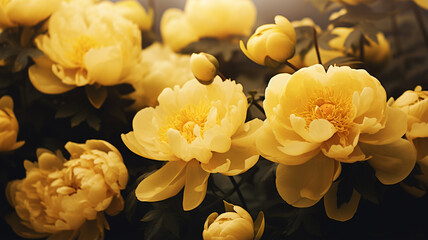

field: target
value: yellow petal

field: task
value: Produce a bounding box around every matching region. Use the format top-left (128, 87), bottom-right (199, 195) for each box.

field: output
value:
top-left (183, 160), bottom-right (210, 211)
top-left (362, 139), bottom-right (416, 185)
top-left (324, 181), bottom-right (361, 222)
top-left (359, 106), bottom-right (407, 145)
top-left (256, 121), bottom-right (320, 165)
top-left (276, 154), bottom-right (336, 207)
top-left (135, 161), bottom-right (187, 202)
top-left (85, 46), bottom-right (123, 86)
top-left (28, 64), bottom-right (75, 94)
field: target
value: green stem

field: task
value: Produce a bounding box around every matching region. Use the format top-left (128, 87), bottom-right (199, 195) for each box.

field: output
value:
top-left (285, 61), bottom-right (299, 72)
top-left (313, 27), bottom-right (322, 65)
top-left (218, 71), bottom-right (227, 81)
top-left (359, 34), bottom-right (365, 62)
top-left (229, 176), bottom-right (248, 210)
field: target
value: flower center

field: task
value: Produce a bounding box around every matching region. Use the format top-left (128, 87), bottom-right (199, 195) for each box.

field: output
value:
top-left (160, 102), bottom-right (212, 143)
top-left (298, 89), bottom-right (354, 135)
top-left (69, 35), bottom-right (100, 66)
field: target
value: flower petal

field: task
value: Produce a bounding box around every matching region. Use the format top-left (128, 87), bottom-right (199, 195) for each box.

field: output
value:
top-left (85, 46), bottom-right (123, 86)
top-left (135, 161), bottom-right (186, 202)
top-left (276, 154), bottom-right (336, 207)
top-left (256, 121), bottom-right (319, 165)
top-left (28, 64), bottom-right (75, 94)
top-left (359, 106), bottom-right (407, 145)
top-left (183, 160), bottom-right (210, 211)
top-left (361, 139), bottom-right (416, 185)
top-left (324, 181), bottom-right (361, 222)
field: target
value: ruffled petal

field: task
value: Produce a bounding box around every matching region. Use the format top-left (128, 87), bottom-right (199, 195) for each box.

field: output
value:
top-left (135, 161), bottom-right (186, 202)
top-left (275, 154), bottom-right (336, 207)
top-left (256, 121), bottom-right (319, 165)
top-left (359, 106), bottom-right (407, 145)
top-left (361, 139), bottom-right (416, 185)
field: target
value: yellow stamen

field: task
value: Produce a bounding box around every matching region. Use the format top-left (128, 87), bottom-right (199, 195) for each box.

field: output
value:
top-left (159, 102), bottom-right (212, 143)
top-left (68, 35), bottom-right (100, 66)
top-left (298, 88), bottom-right (354, 135)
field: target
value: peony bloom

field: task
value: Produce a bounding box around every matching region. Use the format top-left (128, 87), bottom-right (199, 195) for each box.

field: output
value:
top-left (6, 140), bottom-right (128, 239)
top-left (184, 0), bottom-right (256, 39)
top-left (161, 0), bottom-right (256, 52)
top-left (391, 86), bottom-right (428, 195)
top-left (257, 64), bottom-right (416, 221)
top-left (240, 15), bottom-right (296, 67)
top-left (190, 52), bottom-right (219, 85)
top-left (28, 0), bottom-right (142, 95)
top-left (203, 201), bottom-right (264, 240)
top-left (125, 42), bottom-right (194, 109)
top-left (122, 78), bottom-right (262, 211)
top-left (0, 0), bottom-right (62, 28)
top-left (114, 0), bottom-right (154, 31)
top-left (160, 8), bottom-right (200, 52)
top-left (0, 95), bottom-right (24, 152)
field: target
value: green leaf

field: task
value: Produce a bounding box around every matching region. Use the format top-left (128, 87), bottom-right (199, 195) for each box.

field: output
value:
top-left (254, 211), bottom-right (265, 240)
top-left (181, 37), bottom-right (241, 62)
top-left (85, 85), bottom-right (108, 109)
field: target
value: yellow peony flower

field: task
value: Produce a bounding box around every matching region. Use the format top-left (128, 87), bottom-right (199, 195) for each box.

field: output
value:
top-left (122, 78), bottom-right (262, 211)
top-left (125, 42), bottom-right (194, 109)
top-left (28, 0), bottom-right (142, 94)
top-left (190, 52), bottom-right (219, 85)
top-left (257, 64), bottom-right (416, 221)
top-left (0, 0), bottom-right (62, 28)
top-left (391, 86), bottom-right (428, 195)
top-left (203, 201), bottom-right (265, 240)
top-left (114, 0), bottom-right (154, 31)
top-left (160, 8), bottom-right (200, 52)
top-left (161, 0), bottom-right (256, 52)
top-left (0, 95), bottom-right (24, 152)
top-left (415, 0), bottom-right (428, 10)
top-left (332, 0), bottom-right (377, 5)
top-left (184, 0), bottom-right (257, 39)
top-left (6, 140), bottom-right (128, 239)
top-left (240, 15), bottom-right (296, 67)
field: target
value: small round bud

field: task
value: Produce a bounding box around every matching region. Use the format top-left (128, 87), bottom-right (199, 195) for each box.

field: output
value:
top-left (190, 52), bottom-right (219, 85)
top-left (240, 15), bottom-right (296, 67)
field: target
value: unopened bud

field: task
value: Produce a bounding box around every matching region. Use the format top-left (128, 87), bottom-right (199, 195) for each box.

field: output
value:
top-left (190, 52), bottom-right (219, 85)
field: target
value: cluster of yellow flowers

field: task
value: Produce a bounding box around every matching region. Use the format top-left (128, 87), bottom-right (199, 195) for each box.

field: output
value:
top-left (2, 0), bottom-right (428, 239)
top-left (6, 140), bottom-right (128, 239)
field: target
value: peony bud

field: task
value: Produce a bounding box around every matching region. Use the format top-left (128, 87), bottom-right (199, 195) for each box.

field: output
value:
top-left (203, 201), bottom-right (265, 240)
top-left (240, 15), bottom-right (296, 67)
top-left (0, 96), bottom-right (24, 152)
top-left (190, 52), bottom-right (219, 85)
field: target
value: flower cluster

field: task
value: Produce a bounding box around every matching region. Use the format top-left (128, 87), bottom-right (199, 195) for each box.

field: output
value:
top-left (1, 0), bottom-right (428, 239)
top-left (6, 140), bottom-right (128, 239)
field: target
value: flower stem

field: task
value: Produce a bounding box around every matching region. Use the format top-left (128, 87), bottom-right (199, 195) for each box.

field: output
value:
top-left (412, 2), bottom-right (428, 50)
top-left (313, 27), bottom-right (322, 65)
top-left (359, 34), bottom-right (365, 62)
top-left (218, 72), bottom-right (227, 81)
top-left (253, 100), bottom-right (266, 116)
top-left (285, 61), bottom-right (299, 72)
top-left (229, 176), bottom-right (248, 210)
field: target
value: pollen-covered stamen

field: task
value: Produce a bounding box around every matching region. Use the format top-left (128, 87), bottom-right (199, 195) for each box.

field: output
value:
top-left (160, 102), bottom-right (212, 143)
top-left (298, 89), bottom-right (354, 135)
top-left (68, 35), bottom-right (100, 66)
